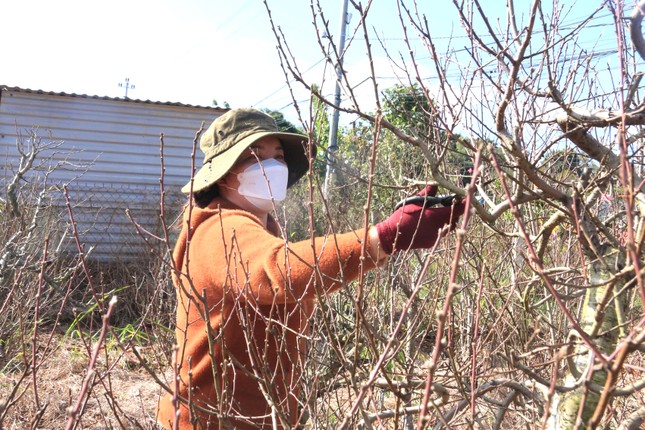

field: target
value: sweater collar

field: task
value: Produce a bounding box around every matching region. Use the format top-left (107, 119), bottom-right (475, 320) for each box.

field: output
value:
top-left (197, 197), bottom-right (280, 235)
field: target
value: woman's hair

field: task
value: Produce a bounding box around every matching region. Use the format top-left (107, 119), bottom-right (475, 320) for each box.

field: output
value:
top-left (193, 183), bottom-right (219, 208)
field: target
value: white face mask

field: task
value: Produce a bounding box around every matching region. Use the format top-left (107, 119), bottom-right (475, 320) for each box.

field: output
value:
top-left (236, 158), bottom-right (289, 212)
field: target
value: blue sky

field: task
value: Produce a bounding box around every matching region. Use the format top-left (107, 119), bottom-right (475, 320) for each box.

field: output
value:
top-left (1, 0), bottom-right (615, 123)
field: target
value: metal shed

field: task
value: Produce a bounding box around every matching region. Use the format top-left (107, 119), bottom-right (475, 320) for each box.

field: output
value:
top-left (0, 86), bottom-right (225, 261)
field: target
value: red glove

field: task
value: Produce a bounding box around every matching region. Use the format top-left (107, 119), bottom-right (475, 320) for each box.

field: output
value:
top-left (376, 186), bottom-right (465, 254)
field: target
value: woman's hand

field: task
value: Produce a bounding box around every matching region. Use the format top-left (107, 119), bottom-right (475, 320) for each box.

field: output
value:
top-left (375, 186), bottom-right (465, 254)
top-left (367, 225), bottom-right (388, 262)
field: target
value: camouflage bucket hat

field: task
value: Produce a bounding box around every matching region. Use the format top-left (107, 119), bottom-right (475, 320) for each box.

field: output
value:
top-left (182, 108), bottom-right (314, 194)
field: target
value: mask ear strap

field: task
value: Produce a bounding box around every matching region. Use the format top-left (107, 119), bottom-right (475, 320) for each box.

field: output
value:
top-left (216, 172), bottom-right (234, 191)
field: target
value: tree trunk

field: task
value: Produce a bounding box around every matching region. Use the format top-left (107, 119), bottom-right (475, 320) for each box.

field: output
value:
top-left (549, 254), bottom-right (625, 429)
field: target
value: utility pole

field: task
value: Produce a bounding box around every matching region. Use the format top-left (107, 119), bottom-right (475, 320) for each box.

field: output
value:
top-left (118, 78), bottom-right (136, 99)
top-left (323, 0), bottom-right (349, 197)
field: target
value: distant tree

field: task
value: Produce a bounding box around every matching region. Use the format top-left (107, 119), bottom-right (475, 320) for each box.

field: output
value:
top-left (211, 99), bottom-right (230, 109)
top-left (382, 83), bottom-right (435, 138)
top-left (263, 109), bottom-right (301, 134)
top-left (311, 84), bottom-right (330, 151)
top-left (382, 84), bottom-right (473, 187)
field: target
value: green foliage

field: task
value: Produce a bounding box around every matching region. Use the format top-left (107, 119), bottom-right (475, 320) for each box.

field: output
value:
top-left (263, 108), bottom-right (302, 134)
top-left (113, 322), bottom-right (151, 345)
top-left (212, 99), bottom-right (230, 109)
top-left (311, 84), bottom-right (330, 149)
top-left (383, 83), bottom-right (434, 137)
top-left (310, 85), bottom-right (331, 181)
top-left (540, 147), bottom-right (590, 184)
top-left (382, 84), bottom-right (475, 187)
top-left (66, 322), bottom-right (151, 347)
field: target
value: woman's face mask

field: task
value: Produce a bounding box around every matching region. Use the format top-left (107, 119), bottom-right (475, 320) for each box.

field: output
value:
top-left (236, 158), bottom-right (289, 212)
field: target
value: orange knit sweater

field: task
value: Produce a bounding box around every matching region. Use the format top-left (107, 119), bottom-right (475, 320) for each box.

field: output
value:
top-left (157, 199), bottom-right (377, 429)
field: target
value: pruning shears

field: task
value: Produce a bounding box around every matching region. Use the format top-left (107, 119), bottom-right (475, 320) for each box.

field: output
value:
top-left (394, 194), bottom-right (462, 211)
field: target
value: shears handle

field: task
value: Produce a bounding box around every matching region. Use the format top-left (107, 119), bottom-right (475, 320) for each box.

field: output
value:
top-left (394, 194), bottom-right (461, 210)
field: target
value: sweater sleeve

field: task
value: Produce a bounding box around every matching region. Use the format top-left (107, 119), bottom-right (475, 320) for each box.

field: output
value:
top-left (186, 209), bottom-right (378, 305)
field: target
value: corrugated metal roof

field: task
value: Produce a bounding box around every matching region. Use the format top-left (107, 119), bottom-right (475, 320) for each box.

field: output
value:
top-left (0, 86), bottom-right (227, 261)
top-left (1, 85), bottom-right (219, 109)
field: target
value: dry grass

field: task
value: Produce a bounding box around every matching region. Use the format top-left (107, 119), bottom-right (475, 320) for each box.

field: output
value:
top-left (0, 331), bottom-right (169, 430)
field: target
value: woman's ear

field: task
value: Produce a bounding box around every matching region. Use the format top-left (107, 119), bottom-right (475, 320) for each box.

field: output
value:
top-left (216, 176), bottom-right (228, 188)
top-left (216, 173), bottom-right (233, 192)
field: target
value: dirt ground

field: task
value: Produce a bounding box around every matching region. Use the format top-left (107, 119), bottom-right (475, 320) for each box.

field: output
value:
top-left (0, 333), bottom-right (169, 430)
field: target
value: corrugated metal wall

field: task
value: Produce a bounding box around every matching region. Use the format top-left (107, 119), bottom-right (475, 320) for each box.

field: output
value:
top-left (0, 87), bottom-right (223, 261)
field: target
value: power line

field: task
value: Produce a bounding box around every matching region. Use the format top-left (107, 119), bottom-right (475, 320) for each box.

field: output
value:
top-left (258, 6), bottom-right (627, 118)
top-left (252, 57), bottom-right (328, 107)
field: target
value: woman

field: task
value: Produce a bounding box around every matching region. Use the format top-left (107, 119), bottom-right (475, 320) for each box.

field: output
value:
top-left (157, 108), bottom-right (464, 429)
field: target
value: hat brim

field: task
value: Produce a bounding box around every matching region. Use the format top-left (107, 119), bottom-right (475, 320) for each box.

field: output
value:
top-left (181, 131), bottom-right (314, 194)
